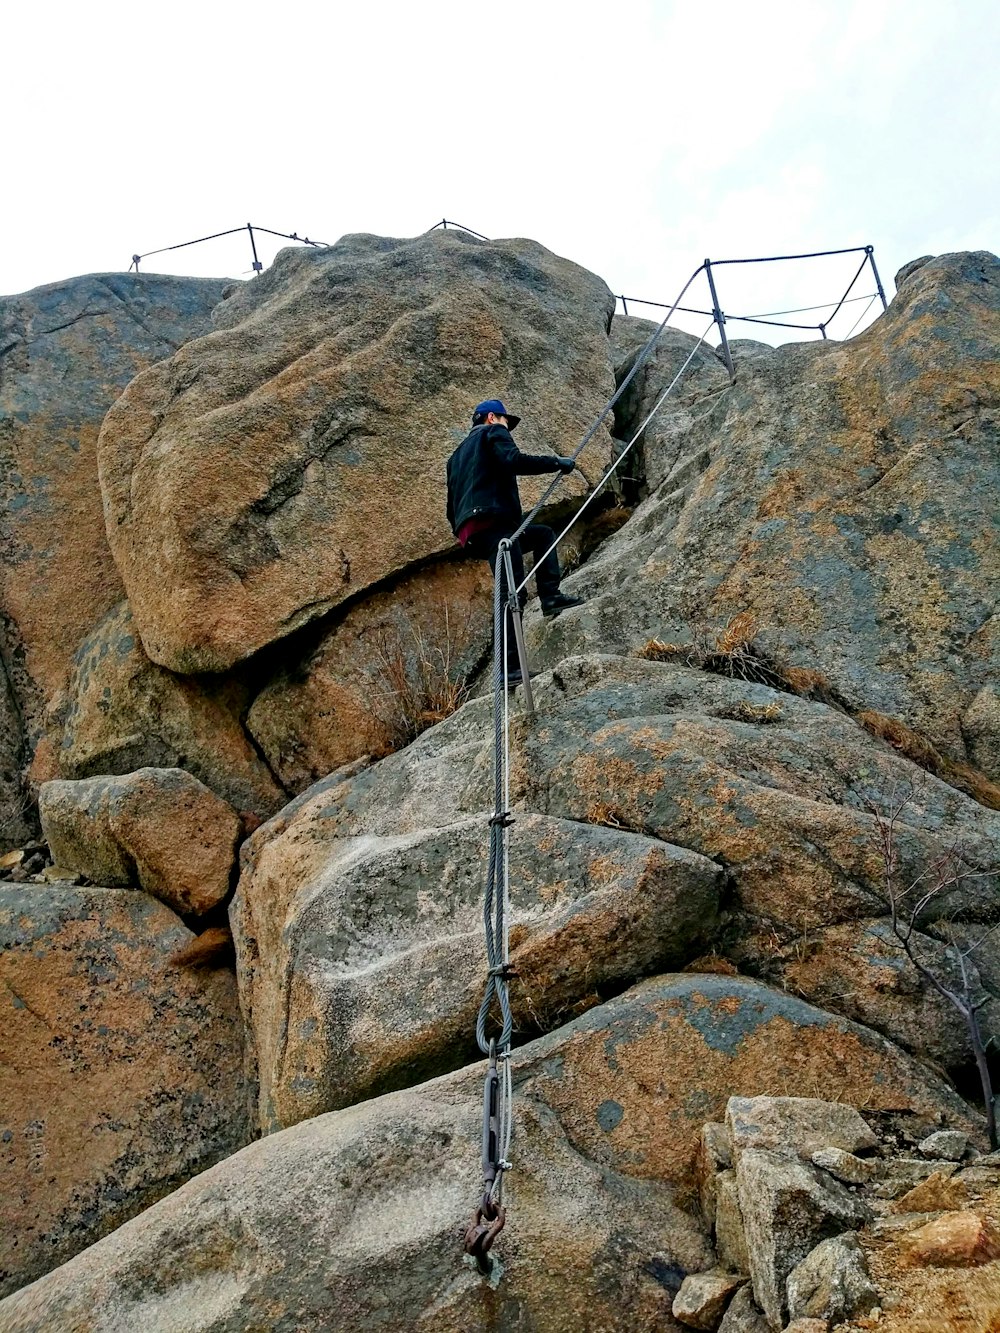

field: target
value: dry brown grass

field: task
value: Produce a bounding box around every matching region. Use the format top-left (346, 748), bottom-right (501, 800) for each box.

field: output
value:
top-left (366, 606), bottom-right (473, 753)
top-left (946, 761), bottom-right (1000, 812)
top-left (715, 610), bottom-right (758, 655)
top-left (637, 614), bottom-right (1000, 810)
top-left (857, 710), bottom-right (943, 769)
top-left (858, 710), bottom-right (1000, 811)
top-left (637, 637), bottom-right (687, 663)
top-left (732, 700), bottom-right (783, 724)
top-left (587, 802), bottom-right (627, 830)
top-left (681, 953), bottom-right (739, 976)
top-left (779, 665), bottom-right (835, 700)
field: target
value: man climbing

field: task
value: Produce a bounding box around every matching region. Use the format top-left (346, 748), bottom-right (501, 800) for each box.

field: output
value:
top-left (446, 398), bottom-right (585, 684)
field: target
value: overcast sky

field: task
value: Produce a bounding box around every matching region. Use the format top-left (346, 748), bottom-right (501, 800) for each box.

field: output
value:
top-left (6, 0), bottom-right (998, 345)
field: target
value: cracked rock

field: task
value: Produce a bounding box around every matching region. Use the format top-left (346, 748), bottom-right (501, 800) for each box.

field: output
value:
top-left (735, 1148), bottom-right (872, 1328)
top-left (785, 1232), bottom-right (878, 1324)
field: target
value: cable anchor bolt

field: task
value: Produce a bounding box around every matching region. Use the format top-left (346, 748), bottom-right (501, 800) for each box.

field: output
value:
top-left (463, 1200), bottom-right (507, 1272)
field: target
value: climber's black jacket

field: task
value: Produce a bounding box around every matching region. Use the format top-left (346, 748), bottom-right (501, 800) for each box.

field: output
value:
top-left (446, 423), bottom-right (563, 537)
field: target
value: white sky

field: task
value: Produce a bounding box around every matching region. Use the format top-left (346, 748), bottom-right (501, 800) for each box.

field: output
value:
top-left (6, 0), bottom-right (998, 345)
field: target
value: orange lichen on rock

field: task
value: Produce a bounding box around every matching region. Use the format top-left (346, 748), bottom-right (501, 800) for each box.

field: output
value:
top-left (905, 1210), bottom-right (1000, 1268)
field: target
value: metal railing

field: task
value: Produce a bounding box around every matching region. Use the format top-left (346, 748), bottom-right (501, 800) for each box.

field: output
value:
top-left (430, 221), bottom-right (889, 365)
top-left (620, 246), bottom-right (888, 372)
top-left (125, 218), bottom-right (890, 360)
top-left (128, 222), bottom-right (330, 274)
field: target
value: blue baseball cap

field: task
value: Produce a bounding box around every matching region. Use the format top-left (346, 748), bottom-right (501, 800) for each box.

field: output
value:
top-left (473, 398), bottom-right (521, 429)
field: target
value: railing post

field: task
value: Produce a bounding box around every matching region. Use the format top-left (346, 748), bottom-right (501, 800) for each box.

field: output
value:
top-left (130, 255), bottom-right (141, 273)
top-left (248, 224), bottom-right (263, 275)
top-left (818, 322), bottom-right (828, 339)
top-left (620, 295), bottom-right (629, 316)
top-left (704, 259), bottom-right (736, 382)
top-left (866, 245), bottom-right (888, 311)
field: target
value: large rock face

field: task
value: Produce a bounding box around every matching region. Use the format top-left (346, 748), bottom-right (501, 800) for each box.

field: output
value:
top-left (58, 602), bottom-right (285, 816)
top-left (0, 883), bottom-right (250, 1297)
top-left (2, 243), bottom-right (998, 1325)
top-left (0, 975), bottom-right (974, 1332)
top-left (232, 651), bottom-right (1000, 1131)
top-left (246, 556), bottom-right (494, 791)
top-left (535, 251), bottom-right (1000, 768)
top-left (234, 808), bottom-right (722, 1130)
top-left (97, 230), bottom-right (617, 673)
top-left (0, 272), bottom-right (226, 778)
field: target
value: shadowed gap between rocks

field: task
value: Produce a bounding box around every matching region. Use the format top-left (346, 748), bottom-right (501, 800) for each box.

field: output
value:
top-left (233, 492), bottom-right (633, 775)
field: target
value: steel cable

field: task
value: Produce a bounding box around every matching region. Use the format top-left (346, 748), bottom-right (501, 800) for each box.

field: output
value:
top-left (474, 550), bottom-right (515, 1057)
top-left (736, 291), bottom-right (877, 319)
top-left (459, 229), bottom-right (886, 1268)
top-left (512, 319), bottom-right (718, 599)
top-left (820, 253), bottom-right (871, 328)
top-left (506, 264), bottom-right (710, 548)
top-left (711, 244), bottom-right (873, 265)
top-left (428, 219), bottom-right (492, 241)
top-left (130, 223), bottom-right (329, 267)
top-left (844, 293), bottom-right (880, 339)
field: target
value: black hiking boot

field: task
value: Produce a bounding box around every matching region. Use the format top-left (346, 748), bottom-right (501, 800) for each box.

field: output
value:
top-left (540, 592), bottom-right (585, 619)
top-left (506, 667), bottom-right (537, 690)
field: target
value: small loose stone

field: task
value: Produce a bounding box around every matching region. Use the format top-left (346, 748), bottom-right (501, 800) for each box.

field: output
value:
top-left (811, 1146), bottom-right (874, 1185)
top-left (906, 1210), bottom-right (1000, 1267)
top-left (917, 1129), bottom-right (968, 1161)
top-left (672, 1270), bottom-right (746, 1330)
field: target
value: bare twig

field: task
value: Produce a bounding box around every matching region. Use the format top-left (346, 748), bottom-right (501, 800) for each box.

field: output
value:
top-left (865, 791), bottom-right (999, 1147)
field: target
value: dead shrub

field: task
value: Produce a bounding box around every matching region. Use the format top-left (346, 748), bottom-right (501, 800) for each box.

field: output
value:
top-left (0, 787), bottom-right (37, 850)
top-left (364, 605), bottom-right (474, 754)
top-left (640, 613), bottom-right (788, 690)
top-left (866, 785), bottom-right (1000, 1146)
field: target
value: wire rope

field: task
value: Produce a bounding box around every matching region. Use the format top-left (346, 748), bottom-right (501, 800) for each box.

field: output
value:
top-left (711, 245), bottom-right (872, 265)
top-left (512, 319), bottom-right (717, 598)
top-left (736, 292), bottom-right (878, 319)
top-left (507, 265), bottom-right (709, 548)
top-left (844, 293), bottom-right (880, 339)
top-left (134, 226), bottom-right (247, 260)
top-left (821, 253), bottom-right (871, 328)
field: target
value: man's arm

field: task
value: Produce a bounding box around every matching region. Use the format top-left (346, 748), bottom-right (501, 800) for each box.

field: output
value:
top-left (489, 425), bottom-right (570, 475)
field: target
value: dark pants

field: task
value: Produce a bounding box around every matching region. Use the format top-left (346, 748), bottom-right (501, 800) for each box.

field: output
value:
top-left (467, 524), bottom-right (562, 669)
